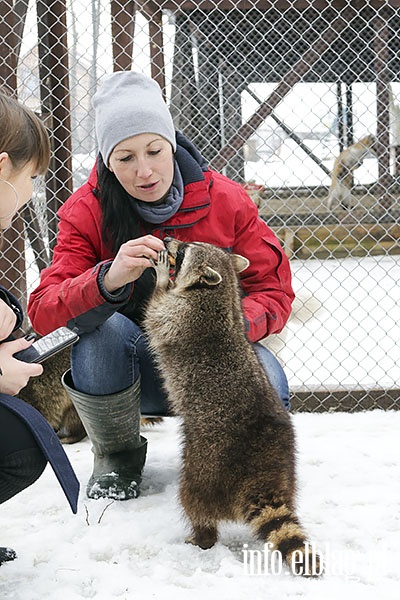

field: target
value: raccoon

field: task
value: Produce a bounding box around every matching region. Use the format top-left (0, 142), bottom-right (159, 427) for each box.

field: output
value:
top-left (144, 238), bottom-right (322, 576)
top-left (18, 340), bottom-right (161, 442)
top-left (18, 347), bottom-right (86, 444)
top-left (327, 134), bottom-right (376, 208)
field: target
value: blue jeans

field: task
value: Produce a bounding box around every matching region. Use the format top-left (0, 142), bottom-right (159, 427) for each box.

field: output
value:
top-left (71, 312), bottom-right (290, 413)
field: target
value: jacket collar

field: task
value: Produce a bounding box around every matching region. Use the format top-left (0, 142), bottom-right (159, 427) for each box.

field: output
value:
top-left (175, 130), bottom-right (208, 185)
top-left (154, 131), bottom-right (211, 229)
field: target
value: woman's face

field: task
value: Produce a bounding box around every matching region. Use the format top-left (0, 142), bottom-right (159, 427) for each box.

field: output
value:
top-left (108, 133), bottom-right (175, 203)
top-left (0, 153), bottom-right (37, 230)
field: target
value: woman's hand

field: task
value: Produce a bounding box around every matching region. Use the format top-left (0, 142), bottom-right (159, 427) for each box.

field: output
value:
top-left (0, 337), bottom-right (43, 396)
top-left (0, 298), bottom-right (18, 341)
top-left (103, 235), bottom-right (165, 292)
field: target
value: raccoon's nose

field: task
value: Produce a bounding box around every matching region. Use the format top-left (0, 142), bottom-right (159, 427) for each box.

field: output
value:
top-left (164, 236), bottom-right (173, 247)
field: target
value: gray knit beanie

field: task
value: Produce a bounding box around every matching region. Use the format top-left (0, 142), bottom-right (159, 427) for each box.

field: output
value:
top-left (93, 71), bottom-right (176, 165)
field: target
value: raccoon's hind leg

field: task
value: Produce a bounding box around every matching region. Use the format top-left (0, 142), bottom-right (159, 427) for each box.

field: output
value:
top-left (151, 249), bottom-right (170, 290)
top-left (243, 494), bottom-right (323, 577)
top-left (185, 522), bottom-right (218, 550)
top-left (180, 473), bottom-right (219, 549)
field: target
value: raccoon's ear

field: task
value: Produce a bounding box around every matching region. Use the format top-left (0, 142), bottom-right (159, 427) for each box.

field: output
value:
top-left (200, 266), bottom-right (222, 286)
top-left (231, 254), bottom-right (250, 273)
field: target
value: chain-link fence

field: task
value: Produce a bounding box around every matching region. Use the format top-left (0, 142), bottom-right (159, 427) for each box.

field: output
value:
top-left (1, 0), bottom-right (399, 411)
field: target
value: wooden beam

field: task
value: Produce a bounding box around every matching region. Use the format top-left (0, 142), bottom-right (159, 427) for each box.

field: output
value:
top-left (336, 82), bottom-right (345, 153)
top-left (244, 85), bottom-right (331, 177)
top-left (142, 1), bottom-right (166, 97)
top-left (135, 0), bottom-right (400, 11)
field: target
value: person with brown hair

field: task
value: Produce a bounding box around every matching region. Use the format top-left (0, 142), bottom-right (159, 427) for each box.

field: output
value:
top-left (0, 91), bottom-right (79, 566)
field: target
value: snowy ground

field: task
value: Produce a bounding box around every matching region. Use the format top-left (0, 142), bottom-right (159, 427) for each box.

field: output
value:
top-left (0, 410), bottom-right (399, 600)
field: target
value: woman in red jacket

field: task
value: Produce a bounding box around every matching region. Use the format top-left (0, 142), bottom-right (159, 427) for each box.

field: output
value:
top-left (29, 71), bottom-right (295, 502)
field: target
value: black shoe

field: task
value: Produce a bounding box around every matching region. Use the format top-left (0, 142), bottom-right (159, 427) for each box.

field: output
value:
top-left (0, 547), bottom-right (17, 565)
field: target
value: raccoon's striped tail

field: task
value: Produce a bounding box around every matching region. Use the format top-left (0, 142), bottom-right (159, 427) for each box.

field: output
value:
top-left (244, 497), bottom-right (323, 577)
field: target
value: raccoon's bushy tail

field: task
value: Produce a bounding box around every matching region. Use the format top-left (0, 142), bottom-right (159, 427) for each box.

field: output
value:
top-left (243, 496), bottom-right (323, 577)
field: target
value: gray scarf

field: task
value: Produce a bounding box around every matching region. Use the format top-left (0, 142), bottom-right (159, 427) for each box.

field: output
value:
top-left (131, 159), bottom-right (184, 224)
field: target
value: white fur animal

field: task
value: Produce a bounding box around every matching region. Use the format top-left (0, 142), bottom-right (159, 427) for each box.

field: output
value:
top-left (327, 134), bottom-right (376, 208)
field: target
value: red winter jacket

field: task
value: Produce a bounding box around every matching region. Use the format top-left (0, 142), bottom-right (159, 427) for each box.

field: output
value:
top-left (29, 142), bottom-right (294, 342)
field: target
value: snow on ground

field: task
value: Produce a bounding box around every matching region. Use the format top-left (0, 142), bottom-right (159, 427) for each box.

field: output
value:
top-left (1, 410), bottom-right (399, 600)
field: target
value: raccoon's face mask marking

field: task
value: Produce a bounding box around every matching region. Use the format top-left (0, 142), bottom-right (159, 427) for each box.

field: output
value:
top-left (163, 237), bottom-right (249, 289)
top-left (174, 244), bottom-right (186, 279)
top-left (163, 240), bottom-right (187, 282)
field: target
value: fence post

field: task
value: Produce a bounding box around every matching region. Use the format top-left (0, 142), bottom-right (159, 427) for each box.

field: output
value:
top-left (111, 0), bottom-right (136, 71)
top-left (373, 7), bottom-right (393, 210)
top-left (0, 0), bottom-right (28, 311)
top-left (36, 0), bottom-right (73, 253)
top-left (142, 1), bottom-right (166, 97)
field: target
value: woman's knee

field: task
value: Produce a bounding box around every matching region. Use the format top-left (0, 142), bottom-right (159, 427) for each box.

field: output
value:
top-left (254, 343), bottom-right (291, 411)
top-left (71, 313), bottom-right (141, 395)
top-left (135, 334), bottom-right (169, 415)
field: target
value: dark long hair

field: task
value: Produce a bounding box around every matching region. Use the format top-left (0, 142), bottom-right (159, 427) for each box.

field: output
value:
top-left (95, 154), bottom-right (156, 322)
top-left (96, 153), bottom-right (144, 253)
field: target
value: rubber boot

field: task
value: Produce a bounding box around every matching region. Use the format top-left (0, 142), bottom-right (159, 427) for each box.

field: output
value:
top-left (61, 370), bottom-right (147, 500)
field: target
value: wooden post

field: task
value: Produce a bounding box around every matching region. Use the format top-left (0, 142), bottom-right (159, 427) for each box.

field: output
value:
top-left (336, 81), bottom-right (345, 153)
top-left (373, 7), bottom-right (393, 209)
top-left (345, 83), bottom-right (354, 189)
top-left (142, 1), bottom-right (165, 98)
top-left (0, 0), bottom-right (27, 311)
top-left (394, 146), bottom-right (400, 181)
top-left (170, 13), bottom-right (197, 138)
top-left (345, 84), bottom-right (354, 147)
top-left (36, 0), bottom-right (73, 252)
top-left (111, 0), bottom-right (136, 72)
top-left (0, 0), bottom-right (17, 92)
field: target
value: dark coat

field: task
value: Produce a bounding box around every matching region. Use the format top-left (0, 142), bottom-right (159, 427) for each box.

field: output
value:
top-left (0, 286), bottom-right (79, 513)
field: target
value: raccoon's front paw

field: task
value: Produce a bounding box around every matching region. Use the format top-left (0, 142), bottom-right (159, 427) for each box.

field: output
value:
top-left (151, 249), bottom-right (170, 290)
